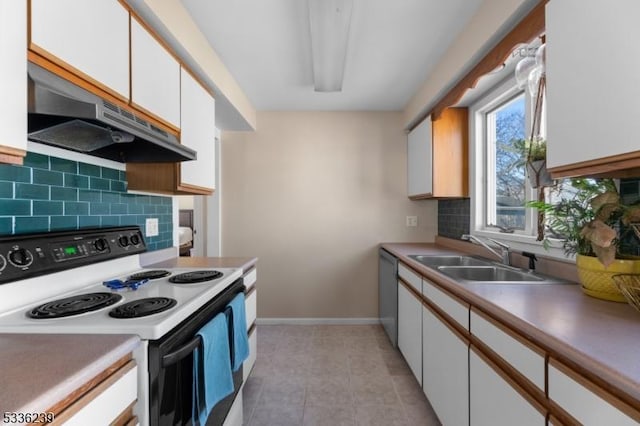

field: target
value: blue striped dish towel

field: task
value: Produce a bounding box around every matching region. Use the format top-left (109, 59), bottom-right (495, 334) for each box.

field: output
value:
top-left (192, 312), bottom-right (234, 426)
top-left (228, 292), bottom-right (250, 371)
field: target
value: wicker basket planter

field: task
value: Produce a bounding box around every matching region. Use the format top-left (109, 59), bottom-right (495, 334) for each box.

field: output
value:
top-left (576, 254), bottom-right (640, 302)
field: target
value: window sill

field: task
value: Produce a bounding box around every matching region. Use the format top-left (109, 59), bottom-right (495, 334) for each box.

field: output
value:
top-left (471, 229), bottom-right (575, 263)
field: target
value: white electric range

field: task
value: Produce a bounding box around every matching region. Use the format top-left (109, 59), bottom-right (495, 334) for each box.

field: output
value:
top-left (0, 226), bottom-right (245, 426)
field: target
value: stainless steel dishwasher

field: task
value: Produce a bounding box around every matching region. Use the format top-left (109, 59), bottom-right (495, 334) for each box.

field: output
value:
top-left (379, 248), bottom-right (398, 347)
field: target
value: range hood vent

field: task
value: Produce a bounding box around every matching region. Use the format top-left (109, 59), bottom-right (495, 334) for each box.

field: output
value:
top-left (27, 63), bottom-right (196, 163)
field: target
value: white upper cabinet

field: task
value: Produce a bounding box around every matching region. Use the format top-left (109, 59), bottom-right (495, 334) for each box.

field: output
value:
top-left (30, 0), bottom-right (129, 100)
top-left (131, 18), bottom-right (181, 129)
top-left (0, 0), bottom-right (27, 157)
top-left (180, 68), bottom-right (216, 190)
top-left (407, 116), bottom-right (432, 197)
top-left (546, 0), bottom-right (640, 172)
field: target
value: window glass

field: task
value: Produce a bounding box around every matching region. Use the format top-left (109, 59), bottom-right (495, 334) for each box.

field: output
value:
top-left (486, 93), bottom-right (526, 230)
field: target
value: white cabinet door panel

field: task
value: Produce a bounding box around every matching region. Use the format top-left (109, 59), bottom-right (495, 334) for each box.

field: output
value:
top-left (470, 347), bottom-right (545, 426)
top-left (422, 305), bottom-right (468, 426)
top-left (31, 0), bottom-right (129, 99)
top-left (546, 0), bottom-right (640, 168)
top-left (131, 19), bottom-right (180, 128)
top-left (423, 278), bottom-right (468, 331)
top-left (470, 310), bottom-right (544, 391)
top-left (407, 116), bottom-right (432, 197)
top-left (64, 363), bottom-right (137, 426)
top-left (0, 0), bottom-right (27, 152)
top-left (180, 68), bottom-right (215, 189)
top-left (549, 361), bottom-right (638, 426)
top-left (398, 263), bottom-right (421, 293)
top-left (398, 282), bottom-right (422, 385)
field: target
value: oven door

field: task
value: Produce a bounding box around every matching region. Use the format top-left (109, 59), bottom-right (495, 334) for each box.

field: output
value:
top-left (147, 278), bottom-right (245, 426)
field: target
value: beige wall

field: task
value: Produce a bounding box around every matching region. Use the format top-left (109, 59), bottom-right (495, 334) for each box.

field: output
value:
top-left (222, 112), bottom-right (437, 319)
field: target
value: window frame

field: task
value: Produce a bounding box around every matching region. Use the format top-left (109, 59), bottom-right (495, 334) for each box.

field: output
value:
top-left (469, 76), bottom-right (567, 259)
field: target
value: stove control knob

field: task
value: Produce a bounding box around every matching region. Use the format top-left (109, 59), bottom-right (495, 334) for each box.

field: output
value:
top-left (0, 255), bottom-right (6, 272)
top-left (94, 238), bottom-right (109, 252)
top-left (130, 234), bottom-right (141, 246)
top-left (8, 248), bottom-right (33, 267)
top-left (118, 235), bottom-right (130, 247)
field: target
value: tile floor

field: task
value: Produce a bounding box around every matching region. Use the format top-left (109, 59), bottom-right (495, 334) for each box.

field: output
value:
top-left (242, 324), bottom-right (442, 426)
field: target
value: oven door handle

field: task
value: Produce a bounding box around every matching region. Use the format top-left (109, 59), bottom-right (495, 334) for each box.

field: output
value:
top-left (161, 335), bottom-right (202, 367)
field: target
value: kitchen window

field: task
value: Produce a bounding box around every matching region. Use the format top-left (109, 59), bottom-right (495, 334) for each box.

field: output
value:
top-left (470, 76), bottom-right (562, 256)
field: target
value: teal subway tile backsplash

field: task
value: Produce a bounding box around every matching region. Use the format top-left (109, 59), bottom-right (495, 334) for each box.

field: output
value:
top-left (0, 152), bottom-right (173, 251)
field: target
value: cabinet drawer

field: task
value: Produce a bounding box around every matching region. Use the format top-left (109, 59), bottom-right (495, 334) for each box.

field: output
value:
top-left (548, 359), bottom-right (640, 425)
top-left (245, 287), bottom-right (257, 331)
top-left (470, 309), bottom-right (544, 391)
top-left (422, 278), bottom-right (468, 331)
top-left (56, 361), bottom-right (137, 426)
top-left (398, 263), bottom-right (421, 293)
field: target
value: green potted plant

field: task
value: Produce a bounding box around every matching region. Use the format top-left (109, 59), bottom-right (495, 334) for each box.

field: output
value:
top-left (529, 178), bottom-right (640, 302)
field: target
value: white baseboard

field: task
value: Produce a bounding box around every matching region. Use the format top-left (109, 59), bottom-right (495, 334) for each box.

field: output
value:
top-left (256, 317), bottom-right (380, 325)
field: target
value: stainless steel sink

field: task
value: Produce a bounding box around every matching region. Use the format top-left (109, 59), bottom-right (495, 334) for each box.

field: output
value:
top-left (408, 255), bottom-right (572, 285)
top-left (409, 255), bottom-right (493, 268)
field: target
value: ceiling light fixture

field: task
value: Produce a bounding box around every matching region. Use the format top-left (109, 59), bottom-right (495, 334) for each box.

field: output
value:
top-left (308, 0), bottom-right (353, 92)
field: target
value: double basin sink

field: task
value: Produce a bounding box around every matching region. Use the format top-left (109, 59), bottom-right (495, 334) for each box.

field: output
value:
top-left (409, 255), bottom-right (570, 285)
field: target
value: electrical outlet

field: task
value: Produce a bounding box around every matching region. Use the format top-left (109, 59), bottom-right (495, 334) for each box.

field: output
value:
top-left (406, 216), bottom-right (418, 227)
top-left (145, 218), bottom-right (159, 237)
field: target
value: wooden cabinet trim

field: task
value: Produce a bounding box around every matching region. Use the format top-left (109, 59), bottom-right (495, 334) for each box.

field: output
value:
top-left (548, 151), bottom-right (640, 179)
top-left (110, 401), bottom-right (136, 426)
top-left (422, 299), bottom-right (470, 345)
top-left (408, 193), bottom-right (434, 200)
top-left (471, 306), bottom-right (546, 358)
top-left (398, 277), bottom-right (422, 301)
top-left (549, 358), bottom-right (640, 422)
top-left (471, 345), bottom-right (547, 417)
top-left (176, 180), bottom-right (214, 195)
top-left (28, 44), bottom-right (129, 104)
top-left (0, 146), bottom-right (26, 165)
top-left (245, 285), bottom-right (257, 298)
top-left (47, 355), bottom-right (135, 423)
top-left (248, 322), bottom-right (257, 336)
top-left (422, 0), bottom-right (547, 123)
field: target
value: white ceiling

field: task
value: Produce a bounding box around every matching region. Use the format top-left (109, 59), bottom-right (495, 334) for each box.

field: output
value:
top-left (181, 0), bottom-right (484, 111)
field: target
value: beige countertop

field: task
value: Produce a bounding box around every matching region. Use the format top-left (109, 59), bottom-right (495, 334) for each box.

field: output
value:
top-left (0, 334), bottom-right (140, 415)
top-left (381, 242), bottom-right (640, 407)
top-left (147, 256), bottom-right (258, 273)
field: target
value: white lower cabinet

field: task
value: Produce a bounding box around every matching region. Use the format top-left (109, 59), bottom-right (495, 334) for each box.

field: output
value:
top-left (548, 359), bottom-right (640, 426)
top-left (62, 361), bottom-right (138, 426)
top-left (422, 304), bottom-right (468, 426)
top-left (397, 280), bottom-right (422, 385)
top-left (469, 346), bottom-right (545, 426)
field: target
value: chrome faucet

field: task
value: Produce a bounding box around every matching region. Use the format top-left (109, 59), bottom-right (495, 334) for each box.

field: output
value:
top-left (461, 234), bottom-right (511, 266)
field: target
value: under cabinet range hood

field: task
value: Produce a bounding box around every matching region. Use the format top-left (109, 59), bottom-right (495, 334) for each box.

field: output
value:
top-left (27, 63), bottom-right (196, 163)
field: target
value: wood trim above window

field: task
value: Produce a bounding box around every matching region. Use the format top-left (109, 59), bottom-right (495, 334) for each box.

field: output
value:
top-left (418, 0), bottom-right (547, 126)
